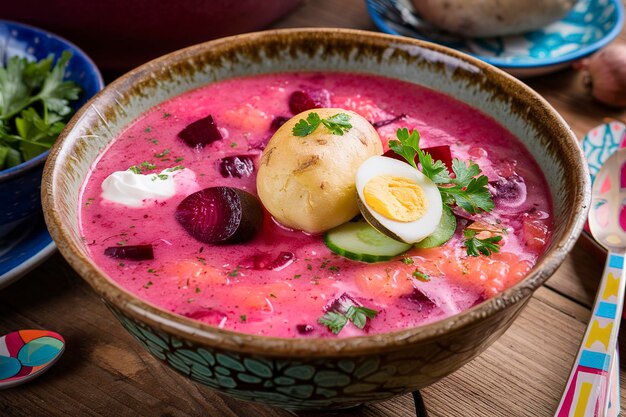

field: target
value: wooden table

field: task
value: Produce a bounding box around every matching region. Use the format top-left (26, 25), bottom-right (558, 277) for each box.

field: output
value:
top-left (1, 1), bottom-right (625, 416)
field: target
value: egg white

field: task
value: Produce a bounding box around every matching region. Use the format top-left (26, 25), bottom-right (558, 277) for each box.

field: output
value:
top-left (356, 156), bottom-right (443, 244)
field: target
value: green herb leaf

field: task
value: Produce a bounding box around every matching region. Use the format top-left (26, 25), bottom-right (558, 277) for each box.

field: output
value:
top-left (292, 112), bottom-right (321, 137)
top-left (388, 128), bottom-right (420, 169)
top-left (292, 112), bottom-right (352, 137)
top-left (320, 113), bottom-right (352, 136)
top-left (463, 230), bottom-right (502, 257)
top-left (412, 269), bottom-right (430, 282)
top-left (418, 151), bottom-right (450, 184)
top-left (439, 160), bottom-right (494, 214)
top-left (154, 148), bottom-right (170, 158)
top-left (318, 311), bottom-right (349, 334)
top-left (389, 128), bottom-right (495, 216)
top-left (0, 51), bottom-right (81, 169)
top-left (345, 306), bottom-right (378, 329)
top-left (318, 305), bottom-right (378, 334)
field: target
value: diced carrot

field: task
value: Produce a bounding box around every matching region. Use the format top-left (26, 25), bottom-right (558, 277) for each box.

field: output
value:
top-left (222, 103), bottom-right (269, 133)
top-left (522, 219), bottom-right (549, 251)
top-left (163, 260), bottom-right (226, 288)
top-left (354, 268), bottom-right (414, 298)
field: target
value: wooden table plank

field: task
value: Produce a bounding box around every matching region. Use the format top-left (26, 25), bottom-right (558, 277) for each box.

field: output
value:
top-left (2, 0), bottom-right (626, 416)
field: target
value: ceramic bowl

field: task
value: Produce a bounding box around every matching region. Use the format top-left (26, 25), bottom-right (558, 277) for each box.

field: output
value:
top-left (0, 20), bottom-right (104, 238)
top-left (42, 29), bottom-right (590, 410)
top-left (366, 0), bottom-right (625, 78)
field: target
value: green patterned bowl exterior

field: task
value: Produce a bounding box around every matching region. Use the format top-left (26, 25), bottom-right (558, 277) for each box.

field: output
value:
top-left (42, 29), bottom-right (590, 410)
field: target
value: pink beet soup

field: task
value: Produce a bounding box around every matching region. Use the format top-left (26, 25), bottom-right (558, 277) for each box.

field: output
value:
top-left (79, 72), bottom-right (552, 338)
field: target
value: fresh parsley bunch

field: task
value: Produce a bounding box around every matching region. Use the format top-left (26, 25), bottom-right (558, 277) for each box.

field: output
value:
top-left (390, 128), bottom-right (501, 257)
top-left (389, 128), bottom-right (494, 215)
top-left (0, 51), bottom-right (81, 170)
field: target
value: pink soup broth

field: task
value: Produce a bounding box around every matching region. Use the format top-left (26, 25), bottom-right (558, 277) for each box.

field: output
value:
top-left (79, 72), bottom-right (552, 338)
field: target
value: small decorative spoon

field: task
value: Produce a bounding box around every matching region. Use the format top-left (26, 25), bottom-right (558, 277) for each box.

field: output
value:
top-left (0, 329), bottom-right (65, 389)
top-left (555, 148), bottom-right (626, 416)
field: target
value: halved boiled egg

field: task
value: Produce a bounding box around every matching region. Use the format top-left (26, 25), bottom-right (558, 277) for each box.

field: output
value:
top-left (356, 156), bottom-right (443, 244)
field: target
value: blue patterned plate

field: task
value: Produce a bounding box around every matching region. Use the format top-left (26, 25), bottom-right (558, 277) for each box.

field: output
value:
top-left (366, 0), bottom-right (624, 77)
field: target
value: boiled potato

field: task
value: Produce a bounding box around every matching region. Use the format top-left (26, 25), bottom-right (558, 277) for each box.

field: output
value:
top-left (257, 108), bottom-right (383, 233)
top-left (413, 0), bottom-right (577, 38)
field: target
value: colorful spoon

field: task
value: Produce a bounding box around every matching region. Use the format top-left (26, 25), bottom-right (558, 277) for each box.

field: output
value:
top-left (555, 148), bottom-right (626, 417)
top-left (0, 329), bottom-right (65, 389)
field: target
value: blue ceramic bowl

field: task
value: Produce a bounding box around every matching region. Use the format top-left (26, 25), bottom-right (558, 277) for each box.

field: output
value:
top-left (0, 20), bottom-right (104, 237)
top-left (366, 0), bottom-right (625, 77)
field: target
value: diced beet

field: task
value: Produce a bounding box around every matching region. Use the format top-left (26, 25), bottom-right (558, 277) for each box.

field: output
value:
top-left (177, 115), bottom-right (223, 148)
top-left (422, 145), bottom-right (453, 172)
top-left (269, 116), bottom-right (290, 132)
top-left (288, 89), bottom-right (331, 114)
top-left (219, 156), bottom-right (254, 178)
top-left (175, 187), bottom-right (263, 244)
top-left (324, 292), bottom-right (361, 314)
top-left (405, 288), bottom-right (435, 312)
top-left (383, 148), bottom-right (405, 162)
top-left (490, 174), bottom-right (527, 208)
top-left (104, 244), bottom-right (154, 260)
top-left (240, 251), bottom-right (295, 271)
top-left (372, 113), bottom-right (407, 128)
top-left (296, 324), bottom-right (314, 335)
top-left (184, 308), bottom-right (227, 325)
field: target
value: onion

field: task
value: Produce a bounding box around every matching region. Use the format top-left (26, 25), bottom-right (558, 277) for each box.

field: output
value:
top-left (576, 44), bottom-right (626, 107)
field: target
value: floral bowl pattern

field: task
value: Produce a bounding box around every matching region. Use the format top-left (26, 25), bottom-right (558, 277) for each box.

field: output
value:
top-left (42, 29), bottom-right (590, 410)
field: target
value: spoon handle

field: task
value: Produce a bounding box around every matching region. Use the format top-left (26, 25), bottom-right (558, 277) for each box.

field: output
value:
top-left (554, 250), bottom-right (625, 417)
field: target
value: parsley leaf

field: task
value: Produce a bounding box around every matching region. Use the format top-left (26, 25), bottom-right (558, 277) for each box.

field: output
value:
top-left (292, 112), bottom-right (321, 137)
top-left (439, 160), bottom-right (494, 214)
top-left (388, 127), bottom-right (419, 169)
top-left (321, 113), bottom-right (352, 136)
top-left (0, 51), bottom-right (81, 169)
top-left (418, 151), bottom-right (450, 184)
top-left (389, 128), bottom-right (495, 215)
top-left (318, 311), bottom-right (349, 334)
top-left (345, 306), bottom-right (378, 329)
top-left (463, 230), bottom-right (502, 257)
top-left (318, 305), bottom-right (378, 334)
top-left (292, 112), bottom-right (352, 137)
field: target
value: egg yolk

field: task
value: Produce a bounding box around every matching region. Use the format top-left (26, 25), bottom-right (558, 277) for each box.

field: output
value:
top-left (363, 175), bottom-right (427, 222)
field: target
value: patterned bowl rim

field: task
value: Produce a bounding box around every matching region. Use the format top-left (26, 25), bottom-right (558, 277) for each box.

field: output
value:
top-left (365, 0), bottom-right (625, 69)
top-left (42, 28), bottom-right (590, 357)
top-left (0, 18), bottom-right (104, 181)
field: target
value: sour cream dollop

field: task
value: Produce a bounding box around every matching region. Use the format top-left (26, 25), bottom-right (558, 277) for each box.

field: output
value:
top-left (101, 167), bottom-right (198, 207)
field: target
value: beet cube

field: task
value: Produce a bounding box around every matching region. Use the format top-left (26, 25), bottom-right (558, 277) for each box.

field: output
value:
top-left (178, 115), bottom-right (223, 148)
top-left (219, 156), bottom-right (254, 178)
top-left (104, 244), bottom-right (154, 260)
top-left (288, 89), bottom-right (331, 114)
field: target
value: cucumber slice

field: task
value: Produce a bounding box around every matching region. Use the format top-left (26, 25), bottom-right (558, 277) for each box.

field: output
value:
top-left (414, 205), bottom-right (456, 249)
top-left (324, 220), bottom-right (412, 263)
